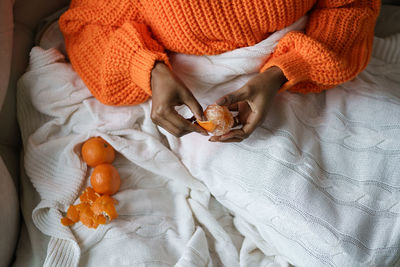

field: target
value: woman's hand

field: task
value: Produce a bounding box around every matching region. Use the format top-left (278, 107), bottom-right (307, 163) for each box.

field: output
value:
top-left (210, 66), bottom-right (287, 142)
top-left (151, 62), bottom-right (208, 137)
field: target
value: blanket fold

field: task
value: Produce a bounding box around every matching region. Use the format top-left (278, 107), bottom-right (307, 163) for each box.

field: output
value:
top-left (17, 13), bottom-right (400, 266)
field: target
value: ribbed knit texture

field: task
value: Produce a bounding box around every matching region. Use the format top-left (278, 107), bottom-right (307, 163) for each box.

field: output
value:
top-left (17, 33), bottom-right (400, 266)
top-left (372, 34), bottom-right (400, 63)
top-left (59, 0), bottom-right (380, 105)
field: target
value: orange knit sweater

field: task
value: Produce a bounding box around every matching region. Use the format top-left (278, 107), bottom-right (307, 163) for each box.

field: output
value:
top-left (59, 0), bottom-right (380, 105)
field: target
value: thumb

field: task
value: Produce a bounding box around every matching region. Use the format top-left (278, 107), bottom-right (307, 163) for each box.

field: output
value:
top-left (181, 90), bottom-right (206, 121)
top-left (216, 86), bottom-right (250, 106)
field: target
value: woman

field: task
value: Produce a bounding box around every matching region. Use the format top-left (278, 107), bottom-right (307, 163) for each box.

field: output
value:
top-left (59, 0), bottom-right (380, 142)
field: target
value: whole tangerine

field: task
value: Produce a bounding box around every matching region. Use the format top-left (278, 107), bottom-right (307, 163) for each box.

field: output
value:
top-left (81, 137), bottom-right (115, 167)
top-left (198, 104), bottom-right (234, 136)
top-left (90, 163), bottom-right (121, 195)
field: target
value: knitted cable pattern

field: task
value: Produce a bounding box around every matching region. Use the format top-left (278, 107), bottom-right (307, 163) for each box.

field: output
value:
top-left (59, 0), bottom-right (380, 105)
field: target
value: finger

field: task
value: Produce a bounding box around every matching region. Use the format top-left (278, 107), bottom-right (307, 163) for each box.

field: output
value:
top-left (167, 110), bottom-right (208, 136)
top-left (208, 136), bottom-right (243, 143)
top-left (232, 116), bottom-right (241, 127)
top-left (221, 111), bottom-right (263, 140)
top-left (181, 90), bottom-right (206, 121)
top-left (240, 98), bottom-right (268, 136)
top-left (157, 118), bottom-right (188, 137)
top-left (219, 137), bottom-right (243, 143)
top-left (208, 135), bottom-right (222, 142)
top-left (241, 112), bottom-right (262, 137)
top-left (228, 103), bottom-right (239, 111)
top-left (187, 116), bottom-right (196, 123)
top-left (219, 129), bottom-right (246, 141)
top-left (216, 86), bottom-right (250, 106)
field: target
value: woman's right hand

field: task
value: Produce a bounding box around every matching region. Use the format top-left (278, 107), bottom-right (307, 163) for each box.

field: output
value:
top-left (150, 62), bottom-right (208, 137)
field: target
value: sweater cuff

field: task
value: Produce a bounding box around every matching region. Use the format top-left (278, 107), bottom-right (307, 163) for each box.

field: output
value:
top-left (260, 50), bottom-right (311, 92)
top-left (130, 50), bottom-right (170, 96)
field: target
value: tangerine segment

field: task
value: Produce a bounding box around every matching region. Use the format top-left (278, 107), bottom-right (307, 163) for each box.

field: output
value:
top-left (197, 120), bottom-right (216, 132)
top-left (90, 164), bottom-right (121, 195)
top-left (80, 187), bottom-right (100, 204)
top-left (202, 104), bottom-right (234, 136)
top-left (81, 137), bottom-right (115, 167)
top-left (91, 195), bottom-right (118, 220)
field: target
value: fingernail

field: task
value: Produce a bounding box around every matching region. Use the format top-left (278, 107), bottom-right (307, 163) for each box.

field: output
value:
top-left (198, 130), bottom-right (208, 136)
top-left (196, 114), bottom-right (206, 122)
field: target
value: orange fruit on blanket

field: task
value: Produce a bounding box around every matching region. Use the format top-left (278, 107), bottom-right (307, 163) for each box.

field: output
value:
top-left (90, 164), bottom-right (121, 195)
top-left (61, 186), bottom-right (117, 228)
top-left (81, 137), bottom-right (115, 167)
top-left (91, 195), bottom-right (118, 221)
top-left (80, 187), bottom-right (100, 204)
top-left (198, 104), bottom-right (234, 136)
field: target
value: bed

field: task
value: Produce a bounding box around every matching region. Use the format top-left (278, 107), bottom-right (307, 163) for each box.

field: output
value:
top-left (1, 1), bottom-right (400, 267)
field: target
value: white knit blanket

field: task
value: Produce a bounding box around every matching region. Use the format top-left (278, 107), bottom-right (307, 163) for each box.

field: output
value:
top-left (17, 15), bottom-right (400, 266)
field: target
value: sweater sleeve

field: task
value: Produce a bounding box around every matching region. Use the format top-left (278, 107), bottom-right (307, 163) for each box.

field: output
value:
top-left (59, 0), bottom-right (170, 105)
top-left (260, 0), bottom-right (380, 94)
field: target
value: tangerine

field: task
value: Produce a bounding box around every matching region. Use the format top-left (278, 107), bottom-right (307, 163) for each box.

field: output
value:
top-left (81, 137), bottom-right (115, 167)
top-left (198, 104), bottom-right (234, 136)
top-left (90, 164), bottom-right (121, 195)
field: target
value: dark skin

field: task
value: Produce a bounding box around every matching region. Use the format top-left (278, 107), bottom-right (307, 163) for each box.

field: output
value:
top-left (150, 62), bottom-right (208, 137)
top-left (150, 62), bottom-right (287, 142)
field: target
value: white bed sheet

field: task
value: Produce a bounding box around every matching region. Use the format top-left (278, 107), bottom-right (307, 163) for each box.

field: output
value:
top-left (14, 10), bottom-right (400, 267)
top-left (171, 44), bottom-right (400, 266)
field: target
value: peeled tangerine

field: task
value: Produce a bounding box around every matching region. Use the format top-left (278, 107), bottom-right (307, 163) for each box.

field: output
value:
top-left (198, 104), bottom-right (234, 136)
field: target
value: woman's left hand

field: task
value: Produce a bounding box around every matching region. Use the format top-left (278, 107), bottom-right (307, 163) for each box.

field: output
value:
top-left (210, 66), bottom-right (287, 142)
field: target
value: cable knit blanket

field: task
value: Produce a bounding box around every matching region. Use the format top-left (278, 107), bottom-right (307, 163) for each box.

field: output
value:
top-left (17, 15), bottom-right (400, 266)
